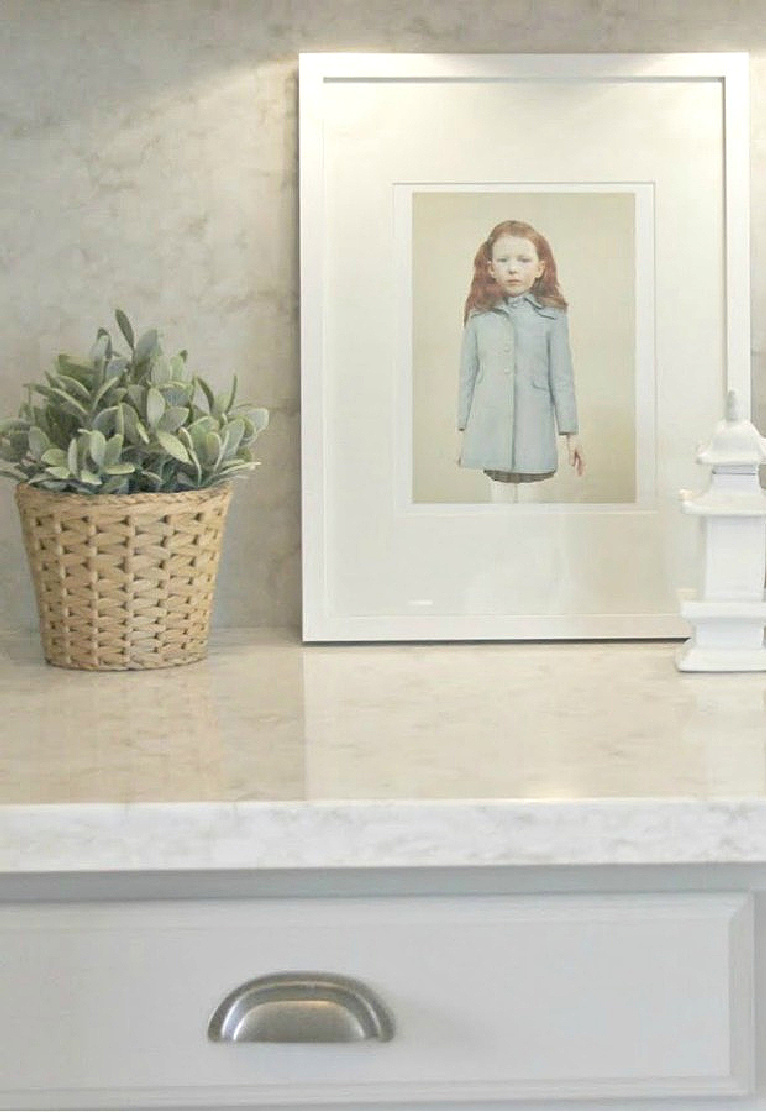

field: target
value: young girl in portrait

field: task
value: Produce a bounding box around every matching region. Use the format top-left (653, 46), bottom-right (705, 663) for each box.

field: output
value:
top-left (457, 220), bottom-right (585, 497)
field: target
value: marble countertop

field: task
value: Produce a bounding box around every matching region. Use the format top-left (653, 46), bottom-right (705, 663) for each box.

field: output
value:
top-left (0, 629), bottom-right (763, 872)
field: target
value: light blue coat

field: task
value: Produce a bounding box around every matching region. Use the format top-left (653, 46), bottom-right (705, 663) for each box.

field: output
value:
top-left (457, 294), bottom-right (578, 474)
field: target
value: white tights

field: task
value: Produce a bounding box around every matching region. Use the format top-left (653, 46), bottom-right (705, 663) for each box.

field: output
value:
top-left (490, 480), bottom-right (542, 504)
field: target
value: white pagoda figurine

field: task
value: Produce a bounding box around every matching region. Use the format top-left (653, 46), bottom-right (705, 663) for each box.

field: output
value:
top-left (676, 391), bottom-right (766, 671)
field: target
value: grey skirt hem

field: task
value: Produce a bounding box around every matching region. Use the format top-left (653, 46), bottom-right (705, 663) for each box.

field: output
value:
top-left (484, 470), bottom-right (555, 484)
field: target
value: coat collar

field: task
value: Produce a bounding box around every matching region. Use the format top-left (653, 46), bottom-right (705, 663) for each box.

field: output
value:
top-left (507, 293), bottom-right (560, 316)
top-left (481, 293), bottom-right (560, 318)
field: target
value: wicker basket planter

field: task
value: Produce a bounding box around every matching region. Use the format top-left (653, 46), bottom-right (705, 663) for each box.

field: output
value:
top-left (15, 482), bottom-right (232, 671)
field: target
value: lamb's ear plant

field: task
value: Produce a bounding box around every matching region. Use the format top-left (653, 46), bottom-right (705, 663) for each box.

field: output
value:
top-left (0, 310), bottom-right (269, 494)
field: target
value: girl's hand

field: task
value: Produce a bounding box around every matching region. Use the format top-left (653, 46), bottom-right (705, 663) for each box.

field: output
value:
top-left (565, 434), bottom-right (585, 476)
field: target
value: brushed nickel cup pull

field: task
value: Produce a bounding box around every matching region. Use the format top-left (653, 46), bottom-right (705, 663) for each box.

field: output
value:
top-left (207, 972), bottom-right (395, 1043)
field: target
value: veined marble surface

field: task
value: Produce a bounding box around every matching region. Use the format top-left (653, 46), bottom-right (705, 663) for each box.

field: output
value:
top-left (0, 629), bottom-right (763, 872)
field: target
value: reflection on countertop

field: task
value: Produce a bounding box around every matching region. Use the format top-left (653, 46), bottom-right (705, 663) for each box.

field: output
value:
top-left (1, 628), bottom-right (763, 806)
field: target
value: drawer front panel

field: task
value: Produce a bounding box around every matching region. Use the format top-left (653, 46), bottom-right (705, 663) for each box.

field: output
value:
top-left (0, 892), bottom-right (753, 1105)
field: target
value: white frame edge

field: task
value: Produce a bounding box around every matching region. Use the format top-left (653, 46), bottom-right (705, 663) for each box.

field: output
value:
top-left (299, 54), bottom-right (329, 639)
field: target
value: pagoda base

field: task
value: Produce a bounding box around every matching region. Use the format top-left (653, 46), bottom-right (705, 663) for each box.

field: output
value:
top-left (676, 644), bottom-right (765, 672)
top-left (676, 592), bottom-right (765, 672)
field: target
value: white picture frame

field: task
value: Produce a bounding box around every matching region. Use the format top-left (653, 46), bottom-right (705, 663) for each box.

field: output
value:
top-left (299, 52), bottom-right (750, 642)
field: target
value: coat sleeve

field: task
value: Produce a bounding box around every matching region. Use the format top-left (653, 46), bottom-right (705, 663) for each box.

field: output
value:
top-left (457, 316), bottom-right (479, 431)
top-left (548, 311), bottom-right (578, 435)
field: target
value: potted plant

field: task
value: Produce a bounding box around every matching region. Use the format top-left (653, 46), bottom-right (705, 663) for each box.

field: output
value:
top-left (0, 311), bottom-right (268, 671)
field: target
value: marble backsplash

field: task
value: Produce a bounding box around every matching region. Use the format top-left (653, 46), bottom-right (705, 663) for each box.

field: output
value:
top-left (0, 0), bottom-right (764, 630)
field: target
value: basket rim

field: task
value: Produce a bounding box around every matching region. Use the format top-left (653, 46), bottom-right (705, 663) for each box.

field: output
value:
top-left (14, 481), bottom-right (232, 509)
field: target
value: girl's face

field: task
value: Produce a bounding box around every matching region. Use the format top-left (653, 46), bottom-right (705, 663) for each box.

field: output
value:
top-left (488, 235), bottom-right (544, 296)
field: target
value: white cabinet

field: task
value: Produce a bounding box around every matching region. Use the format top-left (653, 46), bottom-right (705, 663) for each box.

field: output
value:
top-left (0, 890), bottom-right (755, 1110)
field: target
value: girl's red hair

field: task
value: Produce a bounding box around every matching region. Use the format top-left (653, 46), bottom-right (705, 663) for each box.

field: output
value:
top-left (463, 220), bottom-right (567, 322)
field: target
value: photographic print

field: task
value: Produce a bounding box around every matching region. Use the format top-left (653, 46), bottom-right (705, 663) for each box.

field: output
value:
top-left (410, 189), bottom-right (644, 507)
top-left (300, 53), bottom-right (748, 640)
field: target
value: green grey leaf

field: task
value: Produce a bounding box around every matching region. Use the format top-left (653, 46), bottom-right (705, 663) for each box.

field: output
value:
top-left (104, 356), bottom-right (127, 381)
top-left (240, 410), bottom-right (269, 440)
top-left (224, 417), bottom-right (245, 458)
top-left (27, 474), bottom-right (64, 489)
top-left (103, 462), bottom-right (135, 475)
top-left (54, 374), bottom-right (91, 401)
top-left (122, 405), bottom-right (149, 446)
top-left (96, 328), bottom-right (113, 362)
top-left (31, 384), bottom-right (56, 402)
top-left (190, 415), bottom-right (216, 436)
top-left (125, 385), bottom-right (144, 408)
top-left (28, 427), bottom-right (50, 458)
top-left (179, 436), bottom-right (201, 482)
top-left (32, 409), bottom-right (51, 437)
top-left (202, 430), bottom-right (221, 466)
top-left (195, 376), bottom-right (215, 413)
top-left (88, 429), bottom-right (106, 467)
top-left (41, 448), bottom-right (67, 466)
top-left (158, 405), bottom-right (188, 433)
top-left (102, 433), bottom-right (124, 467)
top-left (79, 469), bottom-right (101, 485)
top-left (50, 389), bottom-right (88, 419)
top-left (90, 334), bottom-right (109, 367)
top-left (156, 429), bottom-right (189, 462)
top-left (174, 473), bottom-right (199, 490)
top-left (101, 475), bottom-right (129, 493)
top-left (46, 465), bottom-right (71, 480)
top-left (57, 355), bottom-right (93, 382)
top-left (170, 354), bottom-right (188, 381)
top-left (251, 408), bottom-right (269, 433)
top-left (134, 329), bottom-right (158, 364)
top-left (150, 355), bottom-right (172, 384)
top-left (145, 386), bottom-right (165, 428)
top-left (226, 374), bottom-right (238, 412)
top-left (115, 310), bottom-right (135, 350)
top-left (93, 377), bottom-right (120, 407)
top-left (137, 468), bottom-right (163, 490)
top-left (217, 460), bottom-right (256, 478)
top-left (66, 439), bottom-right (79, 473)
top-left (92, 406), bottom-right (118, 435)
top-left (78, 431), bottom-right (92, 461)
top-left (161, 383), bottom-right (193, 407)
top-left (212, 391), bottom-right (229, 419)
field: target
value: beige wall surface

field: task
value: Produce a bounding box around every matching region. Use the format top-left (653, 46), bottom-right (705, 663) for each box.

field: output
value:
top-left (0, 0), bottom-right (763, 630)
top-left (412, 191), bottom-right (637, 505)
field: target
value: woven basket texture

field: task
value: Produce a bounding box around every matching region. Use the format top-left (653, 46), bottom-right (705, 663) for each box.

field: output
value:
top-left (15, 483), bottom-right (232, 671)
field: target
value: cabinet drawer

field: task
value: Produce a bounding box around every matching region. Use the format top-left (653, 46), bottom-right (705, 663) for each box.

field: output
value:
top-left (0, 892), bottom-right (753, 1109)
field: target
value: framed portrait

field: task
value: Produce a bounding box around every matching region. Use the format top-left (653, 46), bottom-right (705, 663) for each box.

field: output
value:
top-left (299, 53), bottom-right (750, 641)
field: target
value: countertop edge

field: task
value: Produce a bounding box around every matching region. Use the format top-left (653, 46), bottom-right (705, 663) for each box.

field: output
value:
top-left (1, 797), bottom-right (763, 873)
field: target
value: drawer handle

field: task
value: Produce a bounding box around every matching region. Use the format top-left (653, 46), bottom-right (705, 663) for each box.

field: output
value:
top-left (207, 972), bottom-right (395, 1043)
